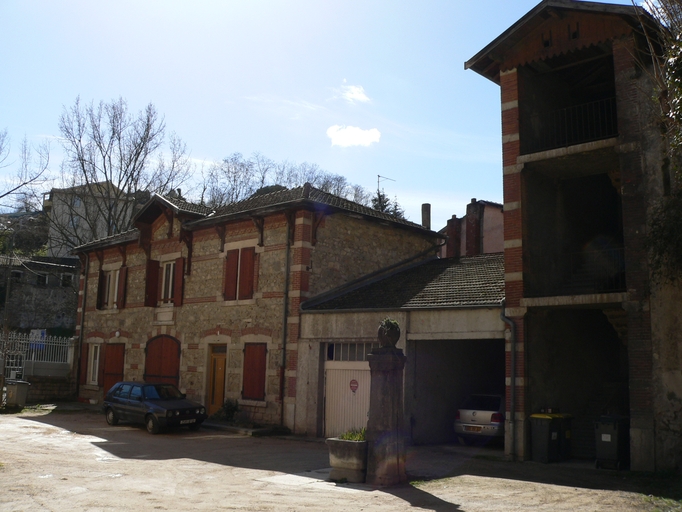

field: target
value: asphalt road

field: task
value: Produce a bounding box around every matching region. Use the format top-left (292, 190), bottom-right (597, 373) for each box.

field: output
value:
top-left (0, 405), bottom-right (679, 511)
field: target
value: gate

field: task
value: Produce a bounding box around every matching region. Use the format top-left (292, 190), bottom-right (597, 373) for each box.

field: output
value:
top-left (324, 360), bottom-right (371, 438)
top-left (144, 336), bottom-right (180, 386)
top-left (103, 344), bottom-right (125, 393)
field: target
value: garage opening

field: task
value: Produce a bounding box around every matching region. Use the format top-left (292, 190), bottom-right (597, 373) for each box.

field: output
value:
top-left (144, 335), bottom-right (180, 386)
top-left (405, 339), bottom-right (505, 445)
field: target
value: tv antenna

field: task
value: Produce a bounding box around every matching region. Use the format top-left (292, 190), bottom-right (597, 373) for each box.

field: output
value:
top-left (377, 175), bottom-right (395, 191)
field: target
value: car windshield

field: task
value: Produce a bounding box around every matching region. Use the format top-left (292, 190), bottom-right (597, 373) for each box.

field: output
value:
top-left (461, 395), bottom-right (501, 411)
top-left (143, 384), bottom-right (184, 400)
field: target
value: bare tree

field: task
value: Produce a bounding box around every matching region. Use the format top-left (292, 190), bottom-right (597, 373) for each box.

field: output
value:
top-left (203, 152), bottom-right (373, 209)
top-left (48, 97), bottom-right (194, 256)
top-left (0, 129), bottom-right (49, 211)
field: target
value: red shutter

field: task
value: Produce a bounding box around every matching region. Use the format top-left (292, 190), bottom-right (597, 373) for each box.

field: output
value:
top-left (97, 343), bottom-right (105, 386)
top-left (117, 266), bottom-right (127, 309)
top-left (238, 247), bottom-right (255, 300)
top-left (145, 260), bottom-right (160, 307)
top-left (173, 257), bottom-right (185, 306)
top-left (79, 341), bottom-right (89, 385)
top-left (96, 269), bottom-right (106, 310)
top-left (242, 343), bottom-right (267, 400)
top-left (223, 249), bottom-right (239, 301)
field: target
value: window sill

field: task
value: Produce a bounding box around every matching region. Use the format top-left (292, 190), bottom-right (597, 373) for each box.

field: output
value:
top-left (238, 398), bottom-right (267, 408)
top-left (222, 299), bottom-right (257, 306)
top-left (82, 384), bottom-right (99, 391)
top-left (96, 308), bottom-right (120, 315)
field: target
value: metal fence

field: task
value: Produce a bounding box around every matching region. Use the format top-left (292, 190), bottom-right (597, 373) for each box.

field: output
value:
top-left (524, 97), bottom-right (618, 154)
top-left (1, 332), bottom-right (75, 379)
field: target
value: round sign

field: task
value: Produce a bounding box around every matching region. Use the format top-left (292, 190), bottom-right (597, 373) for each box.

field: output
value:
top-left (349, 379), bottom-right (359, 392)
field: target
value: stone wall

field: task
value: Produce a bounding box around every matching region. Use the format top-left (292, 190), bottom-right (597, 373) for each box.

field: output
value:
top-left (78, 207), bottom-right (439, 431)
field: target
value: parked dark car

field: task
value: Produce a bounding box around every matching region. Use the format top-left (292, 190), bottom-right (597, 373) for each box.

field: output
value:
top-left (103, 381), bottom-right (207, 434)
top-left (454, 394), bottom-right (504, 445)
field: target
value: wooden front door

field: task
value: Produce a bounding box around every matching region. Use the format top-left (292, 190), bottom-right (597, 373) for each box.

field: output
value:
top-left (103, 344), bottom-right (125, 393)
top-left (208, 345), bottom-right (227, 415)
top-left (144, 336), bottom-right (180, 386)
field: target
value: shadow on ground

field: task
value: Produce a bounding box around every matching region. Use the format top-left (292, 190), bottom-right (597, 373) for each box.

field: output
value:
top-left (10, 403), bottom-right (682, 509)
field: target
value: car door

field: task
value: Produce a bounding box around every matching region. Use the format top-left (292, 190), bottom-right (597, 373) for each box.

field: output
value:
top-left (112, 383), bottom-right (132, 421)
top-left (126, 385), bottom-right (146, 425)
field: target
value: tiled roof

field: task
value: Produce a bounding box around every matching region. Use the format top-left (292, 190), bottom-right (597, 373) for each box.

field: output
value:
top-left (202, 183), bottom-right (427, 230)
top-left (302, 253), bottom-right (504, 311)
top-left (72, 229), bottom-right (140, 253)
top-left (160, 194), bottom-right (214, 216)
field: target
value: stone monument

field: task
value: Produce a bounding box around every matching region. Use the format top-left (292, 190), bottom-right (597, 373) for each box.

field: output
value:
top-left (365, 318), bottom-right (407, 486)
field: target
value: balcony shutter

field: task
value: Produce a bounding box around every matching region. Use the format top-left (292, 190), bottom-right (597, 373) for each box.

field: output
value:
top-left (145, 260), bottom-right (160, 307)
top-left (117, 266), bottom-right (127, 309)
top-left (223, 249), bottom-right (239, 300)
top-left (238, 247), bottom-right (255, 300)
top-left (96, 269), bottom-right (106, 310)
top-left (79, 342), bottom-right (89, 385)
top-left (242, 343), bottom-right (266, 401)
top-left (173, 257), bottom-right (185, 306)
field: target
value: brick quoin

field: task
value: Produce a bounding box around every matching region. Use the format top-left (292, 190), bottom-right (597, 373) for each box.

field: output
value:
top-left (500, 70), bottom-right (519, 103)
top-left (505, 281), bottom-right (524, 308)
top-left (504, 208), bottom-right (523, 240)
top-left (287, 377), bottom-right (297, 398)
top-left (187, 366), bottom-right (197, 372)
top-left (502, 108), bottom-right (520, 135)
top-left (132, 343), bottom-right (141, 349)
top-left (503, 141), bottom-right (521, 167)
top-left (188, 343), bottom-right (199, 350)
top-left (296, 210), bottom-right (312, 221)
top-left (287, 350), bottom-right (298, 371)
top-left (288, 323), bottom-right (300, 343)
top-left (293, 247), bottom-right (312, 266)
top-left (295, 224), bottom-right (312, 243)
top-left (503, 173), bottom-right (522, 204)
top-left (504, 247), bottom-right (523, 273)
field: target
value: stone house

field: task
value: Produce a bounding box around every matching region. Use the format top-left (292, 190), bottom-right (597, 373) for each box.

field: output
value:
top-left (467, 0), bottom-right (682, 471)
top-left (73, 184), bottom-right (442, 429)
top-left (296, 196), bottom-right (505, 443)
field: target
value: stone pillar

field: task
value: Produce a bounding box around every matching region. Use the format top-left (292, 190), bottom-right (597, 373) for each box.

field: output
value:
top-left (365, 346), bottom-right (407, 486)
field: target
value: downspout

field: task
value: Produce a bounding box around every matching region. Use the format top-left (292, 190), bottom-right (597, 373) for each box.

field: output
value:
top-left (280, 214), bottom-right (293, 426)
top-left (500, 299), bottom-right (517, 462)
top-left (76, 253), bottom-right (90, 399)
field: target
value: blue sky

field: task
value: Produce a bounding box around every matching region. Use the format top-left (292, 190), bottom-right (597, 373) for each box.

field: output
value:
top-left (0, 0), bottom-right (634, 229)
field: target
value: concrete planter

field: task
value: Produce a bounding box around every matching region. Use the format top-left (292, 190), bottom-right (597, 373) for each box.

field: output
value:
top-left (326, 438), bottom-right (368, 483)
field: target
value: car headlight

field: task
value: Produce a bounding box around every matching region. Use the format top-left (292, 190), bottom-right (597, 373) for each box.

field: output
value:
top-left (175, 410), bottom-right (180, 416)
top-left (200, 408), bottom-right (205, 414)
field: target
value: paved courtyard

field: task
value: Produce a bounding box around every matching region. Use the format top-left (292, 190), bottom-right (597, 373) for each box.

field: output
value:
top-left (0, 405), bottom-right (679, 511)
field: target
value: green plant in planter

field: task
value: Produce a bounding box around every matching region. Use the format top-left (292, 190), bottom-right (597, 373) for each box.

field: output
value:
top-left (338, 427), bottom-right (366, 441)
top-left (380, 317), bottom-right (400, 331)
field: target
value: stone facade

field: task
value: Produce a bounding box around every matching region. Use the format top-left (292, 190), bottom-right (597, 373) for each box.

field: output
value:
top-left (76, 191), bottom-right (440, 431)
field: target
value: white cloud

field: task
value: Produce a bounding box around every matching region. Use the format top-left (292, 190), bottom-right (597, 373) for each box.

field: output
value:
top-left (326, 125), bottom-right (381, 147)
top-left (340, 85), bottom-right (370, 104)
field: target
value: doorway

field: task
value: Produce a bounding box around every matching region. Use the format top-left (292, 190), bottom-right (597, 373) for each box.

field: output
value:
top-left (208, 345), bottom-right (227, 415)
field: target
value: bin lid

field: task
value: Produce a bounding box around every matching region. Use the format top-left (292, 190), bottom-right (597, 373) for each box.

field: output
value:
top-left (530, 413), bottom-right (571, 419)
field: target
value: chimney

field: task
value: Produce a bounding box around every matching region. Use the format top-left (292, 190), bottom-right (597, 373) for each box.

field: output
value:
top-left (421, 203), bottom-right (431, 230)
top-left (465, 198), bottom-right (484, 256)
top-left (446, 215), bottom-right (461, 258)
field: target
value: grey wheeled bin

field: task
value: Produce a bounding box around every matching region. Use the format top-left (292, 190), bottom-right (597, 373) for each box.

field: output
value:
top-left (5, 380), bottom-right (31, 407)
top-left (595, 415), bottom-right (629, 470)
top-left (530, 414), bottom-right (561, 463)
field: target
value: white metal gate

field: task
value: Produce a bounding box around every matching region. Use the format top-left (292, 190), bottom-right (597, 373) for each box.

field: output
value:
top-left (324, 361), bottom-right (371, 438)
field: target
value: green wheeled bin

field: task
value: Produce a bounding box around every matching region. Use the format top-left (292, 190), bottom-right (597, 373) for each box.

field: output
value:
top-left (530, 414), bottom-right (561, 463)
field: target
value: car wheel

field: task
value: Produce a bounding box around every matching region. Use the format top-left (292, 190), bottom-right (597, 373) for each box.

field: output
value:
top-left (145, 414), bottom-right (160, 434)
top-left (458, 435), bottom-right (474, 446)
top-left (105, 408), bottom-right (119, 426)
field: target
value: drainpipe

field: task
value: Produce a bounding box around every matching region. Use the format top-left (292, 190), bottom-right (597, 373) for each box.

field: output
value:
top-left (500, 299), bottom-right (517, 462)
top-left (279, 214), bottom-right (293, 426)
top-left (76, 253), bottom-right (90, 399)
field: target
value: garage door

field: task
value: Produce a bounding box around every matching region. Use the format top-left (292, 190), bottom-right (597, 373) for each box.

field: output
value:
top-left (103, 343), bottom-right (125, 394)
top-left (323, 342), bottom-right (378, 438)
top-left (144, 336), bottom-right (180, 386)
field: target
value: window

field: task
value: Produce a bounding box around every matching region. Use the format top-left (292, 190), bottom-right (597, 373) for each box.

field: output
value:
top-left (72, 196), bottom-right (82, 208)
top-left (129, 385), bottom-right (143, 400)
top-left (224, 247), bottom-right (255, 301)
top-left (326, 342), bottom-right (380, 362)
top-left (97, 265), bottom-right (128, 310)
top-left (144, 258), bottom-right (184, 307)
top-left (161, 261), bottom-right (175, 304)
top-left (10, 270), bottom-right (23, 282)
top-left (61, 273), bottom-right (74, 287)
top-left (87, 344), bottom-right (100, 386)
top-left (36, 273), bottom-right (48, 286)
top-left (242, 343), bottom-right (267, 401)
